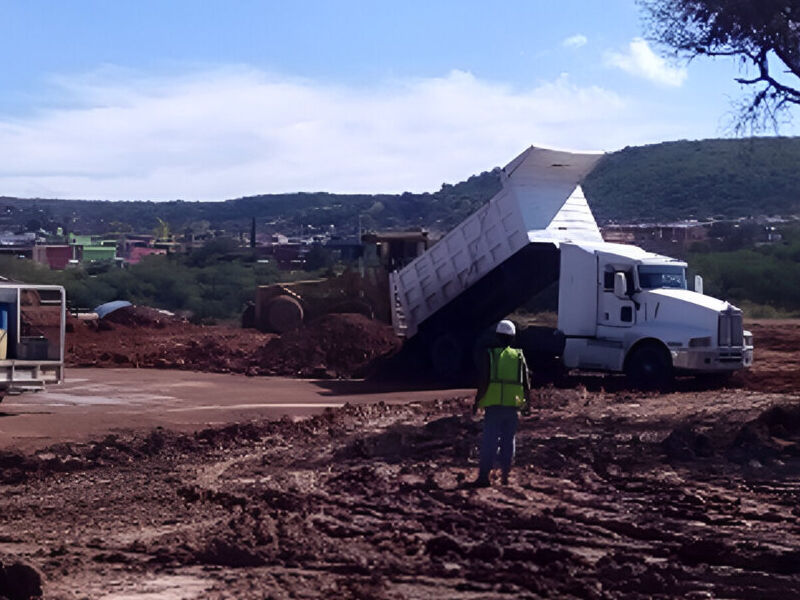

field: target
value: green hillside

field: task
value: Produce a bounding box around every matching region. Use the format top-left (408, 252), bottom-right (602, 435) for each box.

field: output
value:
top-left (584, 137), bottom-right (800, 223)
top-left (3, 137), bottom-right (800, 235)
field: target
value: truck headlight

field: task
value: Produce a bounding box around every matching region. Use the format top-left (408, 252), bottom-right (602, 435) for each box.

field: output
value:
top-left (689, 336), bottom-right (712, 348)
top-left (743, 331), bottom-right (753, 346)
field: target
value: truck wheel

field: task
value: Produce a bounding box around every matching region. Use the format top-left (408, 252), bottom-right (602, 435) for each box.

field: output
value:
top-left (266, 295), bottom-right (304, 333)
top-left (625, 343), bottom-right (673, 390)
top-left (430, 333), bottom-right (465, 380)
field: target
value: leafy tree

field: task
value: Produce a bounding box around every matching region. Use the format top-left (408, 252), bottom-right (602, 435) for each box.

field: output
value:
top-left (304, 245), bottom-right (334, 272)
top-left (185, 237), bottom-right (243, 267)
top-left (638, 0), bottom-right (800, 131)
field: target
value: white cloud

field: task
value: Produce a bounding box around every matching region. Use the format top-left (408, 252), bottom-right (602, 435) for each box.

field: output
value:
top-left (0, 67), bottom-right (681, 200)
top-left (605, 38), bottom-right (687, 87)
top-left (562, 34), bottom-right (588, 49)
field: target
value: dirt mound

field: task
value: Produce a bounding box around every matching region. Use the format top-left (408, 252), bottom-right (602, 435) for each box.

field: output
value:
top-left (728, 403), bottom-right (800, 464)
top-left (102, 305), bottom-right (183, 328)
top-left (68, 308), bottom-right (398, 379)
top-left (67, 313), bottom-right (273, 373)
top-left (257, 313), bottom-right (401, 378)
top-left (661, 426), bottom-right (714, 461)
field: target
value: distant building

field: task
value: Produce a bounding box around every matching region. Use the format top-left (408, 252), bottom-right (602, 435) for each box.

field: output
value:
top-left (361, 231), bottom-right (430, 271)
top-left (601, 222), bottom-right (709, 256)
top-left (126, 246), bottom-right (166, 265)
top-left (79, 245), bottom-right (117, 263)
top-left (272, 243), bottom-right (304, 269)
top-left (68, 234), bottom-right (94, 247)
top-left (0, 232), bottom-right (37, 259)
top-left (325, 235), bottom-right (363, 263)
top-left (271, 233), bottom-right (289, 245)
top-left (32, 245), bottom-right (73, 270)
top-left (68, 234), bottom-right (118, 264)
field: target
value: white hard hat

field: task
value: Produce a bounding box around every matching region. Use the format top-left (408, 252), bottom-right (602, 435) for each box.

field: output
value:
top-left (496, 320), bottom-right (515, 336)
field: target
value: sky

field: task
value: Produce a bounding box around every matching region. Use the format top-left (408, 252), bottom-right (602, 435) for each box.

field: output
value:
top-left (0, 0), bottom-right (795, 201)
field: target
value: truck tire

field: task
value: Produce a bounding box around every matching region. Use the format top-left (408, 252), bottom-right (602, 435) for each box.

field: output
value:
top-left (625, 343), bottom-right (673, 390)
top-left (266, 295), bottom-right (304, 333)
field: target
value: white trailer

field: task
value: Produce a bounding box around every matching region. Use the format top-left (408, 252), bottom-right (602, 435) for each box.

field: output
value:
top-left (0, 284), bottom-right (66, 397)
top-left (389, 146), bottom-right (753, 383)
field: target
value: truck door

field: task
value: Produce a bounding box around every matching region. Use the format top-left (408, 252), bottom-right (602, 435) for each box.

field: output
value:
top-left (597, 267), bottom-right (636, 327)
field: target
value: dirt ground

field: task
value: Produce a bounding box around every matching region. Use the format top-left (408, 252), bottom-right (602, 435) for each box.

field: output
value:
top-left (0, 316), bottom-right (798, 599)
top-left (66, 308), bottom-right (400, 379)
top-left (0, 369), bottom-right (470, 452)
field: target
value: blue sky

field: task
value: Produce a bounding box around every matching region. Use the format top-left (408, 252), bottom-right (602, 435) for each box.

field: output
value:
top-left (0, 0), bottom-right (794, 200)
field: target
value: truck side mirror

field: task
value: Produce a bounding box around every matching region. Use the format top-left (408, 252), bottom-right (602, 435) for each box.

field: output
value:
top-left (694, 275), bottom-right (703, 295)
top-left (613, 272), bottom-right (627, 299)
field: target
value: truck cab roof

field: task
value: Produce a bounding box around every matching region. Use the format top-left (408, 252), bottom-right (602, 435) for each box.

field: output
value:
top-left (561, 240), bottom-right (688, 268)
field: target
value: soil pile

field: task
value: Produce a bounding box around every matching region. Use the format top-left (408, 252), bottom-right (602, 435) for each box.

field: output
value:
top-left (2, 395), bottom-right (800, 598)
top-left (67, 315), bottom-right (271, 373)
top-left (737, 319), bottom-right (800, 393)
top-left (67, 311), bottom-right (399, 378)
top-left (728, 404), bottom-right (800, 464)
top-left (102, 305), bottom-right (183, 328)
top-left (257, 313), bottom-right (401, 378)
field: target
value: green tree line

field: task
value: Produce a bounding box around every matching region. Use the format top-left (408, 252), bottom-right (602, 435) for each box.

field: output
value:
top-left (689, 223), bottom-right (800, 316)
top-left (3, 226), bottom-right (800, 320)
top-left (0, 245), bottom-right (319, 321)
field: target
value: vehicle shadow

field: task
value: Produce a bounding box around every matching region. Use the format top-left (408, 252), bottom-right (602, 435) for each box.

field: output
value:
top-left (545, 372), bottom-right (744, 394)
top-left (311, 379), bottom-right (471, 397)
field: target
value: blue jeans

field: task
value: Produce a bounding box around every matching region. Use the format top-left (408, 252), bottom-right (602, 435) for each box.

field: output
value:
top-left (478, 406), bottom-right (519, 479)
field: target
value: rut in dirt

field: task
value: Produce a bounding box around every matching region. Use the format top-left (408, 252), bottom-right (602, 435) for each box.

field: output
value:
top-left (3, 391), bottom-right (800, 599)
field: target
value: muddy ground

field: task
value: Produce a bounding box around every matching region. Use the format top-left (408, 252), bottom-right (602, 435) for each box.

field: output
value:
top-left (66, 308), bottom-right (400, 379)
top-left (0, 317), bottom-right (798, 599)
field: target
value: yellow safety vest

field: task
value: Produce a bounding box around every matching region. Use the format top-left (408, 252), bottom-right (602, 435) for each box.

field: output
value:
top-left (478, 346), bottom-right (526, 409)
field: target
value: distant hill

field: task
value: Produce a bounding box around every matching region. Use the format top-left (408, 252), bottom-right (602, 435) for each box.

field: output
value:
top-left (2, 137), bottom-right (799, 236)
top-left (584, 137), bottom-right (800, 223)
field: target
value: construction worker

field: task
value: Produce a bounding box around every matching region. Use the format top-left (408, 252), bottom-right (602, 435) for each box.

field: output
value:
top-left (471, 319), bottom-right (531, 487)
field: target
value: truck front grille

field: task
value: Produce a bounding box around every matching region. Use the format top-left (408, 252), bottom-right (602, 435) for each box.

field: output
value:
top-left (718, 308), bottom-right (743, 347)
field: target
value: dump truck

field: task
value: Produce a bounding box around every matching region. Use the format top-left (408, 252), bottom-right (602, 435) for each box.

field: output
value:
top-left (389, 146), bottom-right (754, 384)
top-left (0, 283), bottom-right (66, 399)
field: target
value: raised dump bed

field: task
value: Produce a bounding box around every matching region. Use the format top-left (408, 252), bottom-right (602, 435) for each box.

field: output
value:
top-left (389, 146), bottom-right (603, 374)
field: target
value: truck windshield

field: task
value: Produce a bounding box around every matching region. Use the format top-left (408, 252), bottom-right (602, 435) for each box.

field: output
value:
top-left (637, 265), bottom-right (686, 289)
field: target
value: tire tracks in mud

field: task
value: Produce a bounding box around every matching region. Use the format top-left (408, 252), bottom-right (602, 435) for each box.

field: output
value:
top-left (0, 391), bottom-right (800, 598)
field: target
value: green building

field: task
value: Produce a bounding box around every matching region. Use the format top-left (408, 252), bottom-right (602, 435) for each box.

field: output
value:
top-left (80, 245), bottom-right (117, 262)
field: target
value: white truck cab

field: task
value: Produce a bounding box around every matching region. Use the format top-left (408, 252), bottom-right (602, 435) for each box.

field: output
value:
top-left (559, 241), bottom-right (753, 382)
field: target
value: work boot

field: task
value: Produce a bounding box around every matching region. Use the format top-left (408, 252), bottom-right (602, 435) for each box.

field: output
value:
top-left (470, 477), bottom-right (490, 488)
top-left (466, 473), bottom-right (491, 488)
